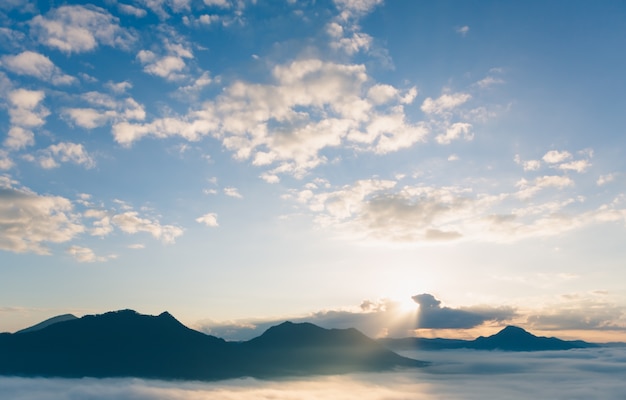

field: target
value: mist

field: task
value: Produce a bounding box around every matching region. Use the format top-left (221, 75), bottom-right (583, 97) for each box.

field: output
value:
top-left (1, 348), bottom-right (625, 399)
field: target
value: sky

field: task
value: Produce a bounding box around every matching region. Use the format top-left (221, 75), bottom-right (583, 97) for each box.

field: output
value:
top-left (0, 0), bottom-right (625, 341)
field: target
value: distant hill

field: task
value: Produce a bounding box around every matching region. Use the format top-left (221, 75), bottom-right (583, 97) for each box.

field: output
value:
top-left (380, 325), bottom-right (601, 352)
top-left (15, 314), bottom-right (78, 334)
top-left (0, 310), bottom-right (424, 381)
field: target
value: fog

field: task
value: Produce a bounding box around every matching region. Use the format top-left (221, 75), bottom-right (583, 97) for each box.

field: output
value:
top-left (2, 348), bottom-right (625, 399)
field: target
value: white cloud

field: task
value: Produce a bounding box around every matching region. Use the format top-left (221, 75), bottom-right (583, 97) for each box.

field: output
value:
top-left (290, 168), bottom-right (625, 244)
top-left (110, 59), bottom-right (424, 177)
top-left (7, 89), bottom-right (49, 128)
top-left (204, 0), bottom-right (231, 7)
top-left (1, 51), bottom-right (76, 85)
top-left (542, 150), bottom-right (572, 164)
top-left (0, 151), bottom-right (14, 170)
top-left (4, 127), bottom-right (34, 150)
top-left (0, 177), bottom-right (84, 254)
top-left (29, 5), bottom-right (136, 53)
top-left (66, 245), bottom-right (107, 263)
top-left (118, 3), bottom-right (147, 17)
top-left (515, 175), bottom-right (574, 200)
top-left (597, 173), bottom-right (616, 186)
top-left (224, 187), bottom-right (242, 198)
top-left (514, 155), bottom-right (542, 171)
top-left (435, 122), bottom-right (473, 145)
top-left (35, 142), bottom-right (95, 169)
top-left (112, 212), bottom-right (183, 244)
top-left (106, 80), bottom-right (133, 93)
top-left (475, 76), bottom-right (504, 88)
top-left (421, 92), bottom-right (471, 115)
top-left (456, 25), bottom-right (470, 36)
top-left (196, 212), bottom-right (219, 227)
top-left (62, 92), bottom-right (145, 129)
top-left (137, 39), bottom-right (193, 81)
top-left (558, 159), bottom-right (591, 173)
top-left (333, 0), bottom-right (383, 19)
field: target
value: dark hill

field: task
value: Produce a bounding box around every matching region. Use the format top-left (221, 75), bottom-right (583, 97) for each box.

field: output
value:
top-left (380, 325), bottom-right (599, 352)
top-left (471, 325), bottom-right (599, 351)
top-left (0, 310), bottom-right (424, 381)
top-left (241, 321), bottom-right (425, 377)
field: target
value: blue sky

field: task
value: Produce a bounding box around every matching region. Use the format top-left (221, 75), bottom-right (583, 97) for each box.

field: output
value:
top-left (1, 0), bottom-right (625, 341)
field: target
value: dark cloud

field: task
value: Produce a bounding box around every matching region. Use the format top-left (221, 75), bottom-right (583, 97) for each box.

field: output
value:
top-left (412, 293), bottom-right (516, 329)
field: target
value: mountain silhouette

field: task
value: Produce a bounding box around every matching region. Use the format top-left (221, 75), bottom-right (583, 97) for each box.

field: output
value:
top-left (15, 314), bottom-right (78, 334)
top-left (380, 325), bottom-right (600, 352)
top-left (0, 310), bottom-right (424, 381)
top-left (240, 321), bottom-right (424, 377)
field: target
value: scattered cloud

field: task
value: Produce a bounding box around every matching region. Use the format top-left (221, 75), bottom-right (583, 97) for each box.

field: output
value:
top-left (435, 122), bottom-right (473, 145)
top-left (456, 25), bottom-right (470, 36)
top-left (224, 187), bottom-right (242, 198)
top-left (32, 142), bottom-right (96, 169)
top-left (597, 173), bottom-right (617, 186)
top-left (421, 92), bottom-right (471, 115)
top-left (118, 3), bottom-right (147, 18)
top-left (66, 245), bottom-right (109, 263)
top-left (29, 5), bottom-right (136, 53)
top-left (196, 212), bottom-right (219, 227)
top-left (7, 89), bottom-right (49, 128)
top-left (1, 51), bottom-right (76, 85)
top-left (4, 127), bottom-right (34, 150)
top-left (111, 212), bottom-right (183, 244)
top-left (542, 150), bottom-right (572, 164)
top-left (0, 176), bottom-right (84, 254)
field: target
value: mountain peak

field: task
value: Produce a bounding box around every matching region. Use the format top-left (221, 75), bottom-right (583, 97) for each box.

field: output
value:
top-left (497, 325), bottom-right (533, 336)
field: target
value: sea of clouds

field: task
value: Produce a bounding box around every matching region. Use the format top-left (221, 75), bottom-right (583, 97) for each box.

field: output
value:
top-left (1, 348), bottom-right (625, 400)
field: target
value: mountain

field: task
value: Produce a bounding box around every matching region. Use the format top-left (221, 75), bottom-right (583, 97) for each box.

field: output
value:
top-left (15, 314), bottom-right (78, 334)
top-left (380, 325), bottom-right (600, 352)
top-left (240, 321), bottom-right (426, 377)
top-left (0, 310), bottom-right (424, 381)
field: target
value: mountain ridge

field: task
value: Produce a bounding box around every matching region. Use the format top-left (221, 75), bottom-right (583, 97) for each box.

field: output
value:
top-left (0, 309), bottom-right (425, 381)
top-left (380, 325), bottom-right (605, 352)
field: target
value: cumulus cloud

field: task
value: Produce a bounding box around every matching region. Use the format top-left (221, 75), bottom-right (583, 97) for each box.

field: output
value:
top-left (111, 211), bottom-right (183, 244)
top-left (33, 142), bottom-right (95, 169)
top-left (118, 3), bottom-right (147, 17)
top-left (288, 164), bottom-right (626, 244)
top-left (66, 245), bottom-right (108, 263)
top-left (333, 0), bottom-right (384, 19)
top-left (136, 39), bottom-right (193, 81)
top-left (224, 187), bottom-right (242, 198)
top-left (62, 92), bottom-right (145, 129)
top-left (514, 155), bottom-right (541, 171)
top-left (29, 5), bottom-right (136, 53)
top-left (113, 59), bottom-right (426, 177)
top-left (0, 177), bottom-right (84, 254)
top-left (543, 150), bottom-right (572, 164)
top-left (421, 92), bottom-right (471, 115)
top-left (597, 173), bottom-right (617, 186)
top-left (7, 89), bottom-right (49, 128)
top-left (1, 51), bottom-right (76, 85)
top-left (196, 212), bottom-right (218, 227)
top-left (4, 127), bottom-right (34, 150)
top-left (435, 122), bottom-right (473, 145)
top-left (0, 151), bottom-right (13, 170)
